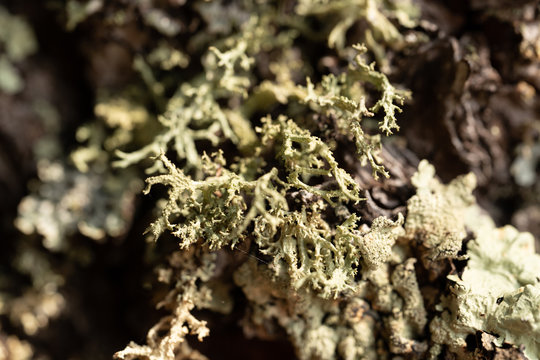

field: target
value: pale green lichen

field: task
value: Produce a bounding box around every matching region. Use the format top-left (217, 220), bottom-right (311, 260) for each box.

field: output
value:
top-left (0, 5), bottom-right (37, 94)
top-left (0, 6), bottom-right (37, 62)
top-left (357, 214), bottom-right (405, 270)
top-left (114, 249), bottom-right (218, 360)
top-left (115, 80), bottom-right (237, 171)
top-left (233, 258), bottom-right (379, 360)
top-left (65, 0), bottom-right (103, 30)
top-left (234, 220), bottom-right (426, 360)
top-left (143, 151), bottom-right (287, 250)
top-left (115, 13), bottom-right (294, 172)
top-left (402, 160), bottom-right (540, 359)
top-left (15, 159), bottom-right (141, 251)
top-left (295, 0), bottom-right (418, 51)
top-left (124, 4), bottom-right (421, 356)
top-left (295, 0), bottom-right (420, 71)
top-left (15, 94), bottom-right (144, 251)
top-left (115, 9), bottom-right (409, 181)
top-left (386, 258), bottom-right (428, 354)
top-left (143, 146), bottom-right (407, 299)
top-left (0, 56), bottom-right (24, 94)
top-left (9, 1), bottom-right (540, 358)
top-left (431, 217), bottom-right (540, 359)
top-left (0, 242), bottom-right (65, 339)
top-left (147, 41), bottom-right (190, 71)
top-left (405, 160), bottom-right (477, 266)
top-left (302, 44), bottom-right (409, 178)
top-left (93, 93), bottom-right (152, 152)
top-left (260, 115), bottom-right (362, 205)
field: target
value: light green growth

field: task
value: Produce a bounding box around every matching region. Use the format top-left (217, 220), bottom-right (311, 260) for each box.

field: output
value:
top-left (144, 152), bottom-right (288, 249)
top-left (295, 0), bottom-right (415, 49)
top-left (147, 41), bottom-right (190, 70)
top-left (115, 81), bottom-right (238, 171)
top-left (93, 94), bottom-right (152, 152)
top-left (357, 214), bottom-right (405, 270)
top-left (0, 56), bottom-right (24, 94)
top-left (511, 119), bottom-right (540, 187)
top-left (115, 8), bottom-right (409, 181)
top-left (141, 144), bottom-right (417, 355)
top-left (234, 258), bottom-right (379, 360)
top-left (405, 160), bottom-right (540, 359)
top-left (260, 115), bottom-right (361, 205)
top-left (115, 13), bottom-right (295, 172)
top-left (65, 0), bottom-right (103, 30)
top-left (39, 1), bottom-right (429, 357)
top-left (234, 234), bottom-right (427, 360)
top-left (431, 215), bottom-right (540, 359)
top-left (0, 237), bottom-right (65, 342)
top-left (302, 44), bottom-right (409, 178)
top-left (116, 43), bottom-right (252, 170)
top-left (295, 0), bottom-right (419, 69)
top-left (262, 206), bottom-right (355, 298)
top-left (15, 159), bottom-right (142, 251)
top-left (0, 6), bottom-right (38, 94)
top-left (405, 160), bottom-right (477, 265)
top-left (115, 249), bottom-right (218, 360)
top-left (489, 285), bottom-right (540, 359)
top-left (391, 259), bottom-right (427, 331)
top-left (16, 98), bottom-right (144, 251)
top-left (359, 254), bottom-right (428, 355)
top-left (146, 143), bottom-right (407, 298)
top-left (137, 36), bottom-right (413, 302)
top-left (257, 202), bottom-right (403, 298)
top-left (208, 40), bottom-right (254, 97)
top-left (205, 13), bottom-right (297, 63)
top-left (244, 42), bottom-right (407, 179)
top-left (386, 258), bottom-right (428, 354)
top-left (0, 6), bottom-right (37, 62)
top-left (349, 44), bottom-right (408, 136)
top-left (243, 47), bottom-right (307, 112)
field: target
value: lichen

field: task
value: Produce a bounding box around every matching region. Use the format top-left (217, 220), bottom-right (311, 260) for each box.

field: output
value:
top-left (0, 6), bottom-right (37, 94)
top-left (431, 213), bottom-right (540, 360)
top-left (143, 151), bottom-right (287, 250)
top-left (114, 248), bottom-right (217, 360)
top-left (405, 160), bottom-right (477, 267)
top-left (260, 115), bottom-right (362, 205)
top-left (15, 93), bottom-right (144, 251)
top-left (397, 160), bottom-right (540, 359)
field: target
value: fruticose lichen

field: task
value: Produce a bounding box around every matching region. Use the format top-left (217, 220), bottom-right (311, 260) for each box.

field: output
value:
top-left (114, 248), bottom-right (218, 360)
